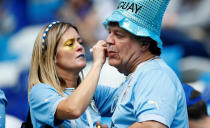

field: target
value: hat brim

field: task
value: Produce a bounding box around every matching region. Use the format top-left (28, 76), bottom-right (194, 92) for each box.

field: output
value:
top-left (103, 11), bottom-right (162, 49)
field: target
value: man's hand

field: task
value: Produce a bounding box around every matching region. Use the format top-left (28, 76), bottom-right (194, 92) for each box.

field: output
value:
top-left (96, 122), bottom-right (109, 128)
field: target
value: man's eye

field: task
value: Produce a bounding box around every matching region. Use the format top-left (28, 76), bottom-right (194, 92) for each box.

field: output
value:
top-left (116, 34), bottom-right (123, 38)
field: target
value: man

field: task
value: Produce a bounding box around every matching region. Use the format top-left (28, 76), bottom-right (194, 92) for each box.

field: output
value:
top-left (98, 0), bottom-right (189, 127)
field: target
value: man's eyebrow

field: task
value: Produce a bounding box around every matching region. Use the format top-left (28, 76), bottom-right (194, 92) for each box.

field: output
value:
top-left (113, 29), bottom-right (124, 33)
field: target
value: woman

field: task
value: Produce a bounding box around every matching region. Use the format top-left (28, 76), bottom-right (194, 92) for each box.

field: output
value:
top-left (28, 21), bottom-right (108, 127)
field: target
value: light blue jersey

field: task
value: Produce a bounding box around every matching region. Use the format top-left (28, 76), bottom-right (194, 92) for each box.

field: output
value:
top-left (0, 90), bottom-right (7, 128)
top-left (29, 83), bottom-right (101, 128)
top-left (109, 59), bottom-right (189, 128)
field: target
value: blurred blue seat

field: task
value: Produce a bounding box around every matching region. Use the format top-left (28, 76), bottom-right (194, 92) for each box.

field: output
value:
top-left (27, 0), bottom-right (64, 24)
top-left (161, 28), bottom-right (210, 58)
top-left (0, 35), bottom-right (18, 61)
top-left (207, 104), bottom-right (210, 116)
top-left (1, 68), bottom-right (29, 121)
top-left (199, 70), bottom-right (210, 85)
top-left (200, 70), bottom-right (210, 107)
top-left (161, 45), bottom-right (184, 81)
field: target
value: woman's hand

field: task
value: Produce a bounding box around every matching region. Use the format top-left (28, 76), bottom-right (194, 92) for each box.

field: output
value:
top-left (92, 40), bottom-right (107, 67)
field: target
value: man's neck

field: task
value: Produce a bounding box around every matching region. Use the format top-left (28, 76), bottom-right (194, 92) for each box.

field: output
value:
top-left (126, 53), bottom-right (157, 76)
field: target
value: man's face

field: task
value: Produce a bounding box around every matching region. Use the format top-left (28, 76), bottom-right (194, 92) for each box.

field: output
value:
top-left (106, 25), bottom-right (141, 73)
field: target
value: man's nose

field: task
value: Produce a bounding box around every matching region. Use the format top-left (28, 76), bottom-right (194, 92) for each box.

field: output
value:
top-left (106, 34), bottom-right (114, 45)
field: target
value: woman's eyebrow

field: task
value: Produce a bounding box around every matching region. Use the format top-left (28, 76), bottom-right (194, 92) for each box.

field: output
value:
top-left (64, 38), bottom-right (75, 42)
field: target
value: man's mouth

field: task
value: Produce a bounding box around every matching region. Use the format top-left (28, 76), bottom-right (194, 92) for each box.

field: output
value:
top-left (108, 51), bottom-right (117, 57)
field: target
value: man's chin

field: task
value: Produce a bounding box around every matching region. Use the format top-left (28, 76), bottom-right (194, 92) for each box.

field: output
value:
top-left (108, 59), bottom-right (119, 67)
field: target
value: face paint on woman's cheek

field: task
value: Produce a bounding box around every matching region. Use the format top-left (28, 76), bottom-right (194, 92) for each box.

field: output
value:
top-left (64, 38), bottom-right (77, 50)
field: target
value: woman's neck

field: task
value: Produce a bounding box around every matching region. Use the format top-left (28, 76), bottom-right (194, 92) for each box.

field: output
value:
top-left (56, 67), bottom-right (79, 89)
top-left (63, 75), bottom-right (78, 89)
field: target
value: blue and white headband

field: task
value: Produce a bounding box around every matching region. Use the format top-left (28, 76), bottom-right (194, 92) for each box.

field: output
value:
top-left (42, 21), bottom-right (60, 51)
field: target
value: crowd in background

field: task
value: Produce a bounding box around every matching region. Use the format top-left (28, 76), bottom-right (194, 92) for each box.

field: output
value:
top-left (0, 0), bottom-right (210, 127)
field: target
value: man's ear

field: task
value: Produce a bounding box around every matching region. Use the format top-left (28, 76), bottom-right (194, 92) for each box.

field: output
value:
top-left (140, 44), bottom-right (150, 52)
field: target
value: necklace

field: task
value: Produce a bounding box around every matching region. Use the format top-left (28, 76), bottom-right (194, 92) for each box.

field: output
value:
top-left (136, 56), bottom-right (160, 70)
top-left (126, 56), bottom-right (160, 79)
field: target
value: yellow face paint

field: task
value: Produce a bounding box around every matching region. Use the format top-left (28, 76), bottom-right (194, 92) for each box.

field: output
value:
top-left (64, 38), bottom-right (77, 50)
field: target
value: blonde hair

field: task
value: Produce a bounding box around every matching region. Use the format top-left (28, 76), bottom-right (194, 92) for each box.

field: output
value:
top-left (28, 22), bottom-right (79, 96)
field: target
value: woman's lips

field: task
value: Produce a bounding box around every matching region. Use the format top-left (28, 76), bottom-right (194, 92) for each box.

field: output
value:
top-left (77, 54), bottom-right (85, 58)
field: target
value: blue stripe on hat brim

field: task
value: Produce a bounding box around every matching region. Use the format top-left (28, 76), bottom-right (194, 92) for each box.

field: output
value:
top-left (103, 11), bottom-right (162, 49)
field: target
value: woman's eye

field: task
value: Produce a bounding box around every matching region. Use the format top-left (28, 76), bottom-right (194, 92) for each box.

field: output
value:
top-left (69, 42), bottom-right (73, 46)
top-left (64, 39), bottom-right (75, 47)
top-left (77, 38), bottom-right (83, 45)
top-left (79, 41), bottom-right (83, 45)
top-left (64, 41), bottom-right (73, 46)
top-left (69, 41), bottom-right (74, 46)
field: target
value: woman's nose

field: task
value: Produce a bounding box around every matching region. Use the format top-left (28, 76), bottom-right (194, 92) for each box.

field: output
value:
top-left (76, 42), bottom-right (84, 51)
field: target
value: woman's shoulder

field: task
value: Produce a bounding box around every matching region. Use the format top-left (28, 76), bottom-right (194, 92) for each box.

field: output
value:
top-left (29, 83), bottom-right (58, 99)
top-left (31, 83), bottom-right (54, 92)
top-left (29, 83), bottom-right (62, 103)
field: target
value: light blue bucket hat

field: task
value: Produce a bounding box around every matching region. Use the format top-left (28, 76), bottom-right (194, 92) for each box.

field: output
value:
top-left (103, 0), bottom-right (170, 49)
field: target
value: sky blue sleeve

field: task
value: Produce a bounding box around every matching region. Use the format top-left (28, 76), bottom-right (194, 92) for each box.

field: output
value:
top-left (133, 70), bottom-right (178, 127)
top-left (0, 90), bottom-right (7, 128)
top-left (94, 85), bottom-right (118, 116)
top-left (29, 84), bottom-right (65, 127)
